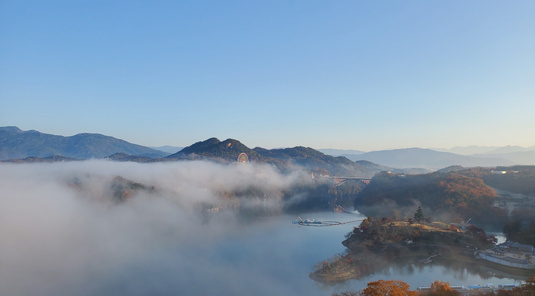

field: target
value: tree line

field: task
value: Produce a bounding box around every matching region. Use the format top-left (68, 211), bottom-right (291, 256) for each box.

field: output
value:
top-left (333, 277), bottom-right (535, 296)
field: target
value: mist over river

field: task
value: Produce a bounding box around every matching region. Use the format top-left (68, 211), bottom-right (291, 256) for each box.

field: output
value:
top-left (0, 162), bottom-right (528, 296)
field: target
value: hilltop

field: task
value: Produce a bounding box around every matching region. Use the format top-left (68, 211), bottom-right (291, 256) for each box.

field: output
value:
top-left (167, 138), bottom-right (265, 162)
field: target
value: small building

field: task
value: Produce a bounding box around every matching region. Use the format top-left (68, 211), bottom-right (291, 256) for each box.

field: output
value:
top-left (491, 170), bottom-right (507, 174)
top-left (499, 241), bottom-right (534, 253)
top-left (479, 241), bottom-right (535, 270)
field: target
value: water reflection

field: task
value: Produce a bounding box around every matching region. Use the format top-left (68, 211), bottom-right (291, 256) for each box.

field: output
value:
top-left (384, 257), bottom-right (531, 281)
top-left (315, 255), bottom-right (529, 291)
top-left (211, 212), bottom-right (528, 295)
top-left (276, 212), bottom-right (528, 294)
top-left (327, 246), bottom-right (530, 293)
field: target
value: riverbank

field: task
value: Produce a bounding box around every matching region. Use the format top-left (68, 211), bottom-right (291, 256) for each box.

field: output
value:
top-left (310, 243), bottom-right (476, 283)
top-left (310, 219), bottom-right (498, 283)
top-left (477, 251), bottom-right (535, 270)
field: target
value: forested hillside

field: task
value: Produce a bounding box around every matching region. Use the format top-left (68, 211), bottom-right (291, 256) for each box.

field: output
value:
top-left (354, 172), bottom-right (508, 227)
top-left (456, 165), bottom-right (535, 196)
top-left (168, 137), bottom-right (382, 178)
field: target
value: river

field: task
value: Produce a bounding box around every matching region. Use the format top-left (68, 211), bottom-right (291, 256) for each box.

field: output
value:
top-left (207, 211), bottom-right (529, 296)
top-left (2, 162), bottom-right (530, 296)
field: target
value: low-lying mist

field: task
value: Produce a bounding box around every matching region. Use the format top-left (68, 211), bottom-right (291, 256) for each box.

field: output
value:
top-left (0, 160), bottom-right (319, 296)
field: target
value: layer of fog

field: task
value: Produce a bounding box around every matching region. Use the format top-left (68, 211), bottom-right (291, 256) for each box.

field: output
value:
top-left (0, 160), bottom-right (327, 296)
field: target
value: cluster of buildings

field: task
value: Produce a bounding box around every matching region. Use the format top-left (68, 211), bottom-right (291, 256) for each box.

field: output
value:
top-left (418, 283), bottom-right (520, 295)
top-left (477, 241), bottom-right (535, 270)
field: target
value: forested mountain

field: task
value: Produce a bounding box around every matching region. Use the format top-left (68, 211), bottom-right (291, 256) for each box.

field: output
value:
top-left (167, 138), bottom-right (257, 160)
top-left (354, 171), bottom-right (508, 227)
top-left (166, 138), bottom-right (273, 164)
top-left (254, 146), bottom-right (382, 177)
top-left (455, 165), bottom-right (535, 196)
top-left (0, 126), bottom-right (168, 160)
top-left (166, 138), bottom-right (382, 177)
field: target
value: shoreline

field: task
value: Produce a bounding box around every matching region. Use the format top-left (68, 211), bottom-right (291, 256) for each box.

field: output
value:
top-left (310, 244), bottom-right (532, 283)
top-left (476, 250), bottom-right (535, 270)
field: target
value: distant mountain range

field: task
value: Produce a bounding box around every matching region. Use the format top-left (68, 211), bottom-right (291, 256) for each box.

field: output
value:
top-left (471, 150), bottom-right (535, 165)
top-left (0, 127), bottom-right (384, 177)
top-left (436, 145), bottom-right (535, 155)
top-left (342, 148), bottom-right (517, 170)
top-left (150, 145), bottom-right (182, 154)
top-left (0, 126), bottom-right (168, 160)
top-left (320, 146), bottom-right (535, 169)
top-left (318, 148), bottom-right (365, 157)
top-left (319, 145), bottom-right (535, 170)
top-left (434, 145), bottom-right (535, 166)
top-left (2, 126), bottom-right (534, 173)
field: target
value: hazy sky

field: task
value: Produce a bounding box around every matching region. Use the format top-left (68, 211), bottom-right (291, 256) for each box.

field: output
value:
top-left (1, 1), bottom-right (534, 151)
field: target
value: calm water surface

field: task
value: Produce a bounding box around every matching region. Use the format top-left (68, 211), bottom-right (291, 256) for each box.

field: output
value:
top-left (211, 211), bottom-right (528, 295)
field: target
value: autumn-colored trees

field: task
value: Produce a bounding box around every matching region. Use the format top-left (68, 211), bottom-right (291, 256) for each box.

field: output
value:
top-left (360, 280), bottom-right (417, 296)
top-left (460, 165), bottom-right (535, 196)
top-left (332, 280), bottom-right (419, 296)
top-left (464, 225), bottom-right (497, 249)
top-left (354, 171), bottom-right (506, 226)
top-left (332, 277), bottom-right (535, 296)
top-left (426, 281), bottom-right (460, 296)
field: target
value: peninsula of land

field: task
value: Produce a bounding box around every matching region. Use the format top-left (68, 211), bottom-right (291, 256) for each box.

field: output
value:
top-left (311, 217), bottom-right (500, 282)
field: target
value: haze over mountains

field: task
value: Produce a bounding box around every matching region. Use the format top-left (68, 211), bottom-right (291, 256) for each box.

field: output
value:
top-left (319, 146), bottom-right (535, 171)
top-left (438, 145), bottom-right (535, 155)
top-left (334, 148), bottom-right (517, 170)
top-left (2, 126), bottom-right (535, 171)
top-left (320, 147), bottom-right (535, 170)
top-left (150, 145), bottom-right (183, 154)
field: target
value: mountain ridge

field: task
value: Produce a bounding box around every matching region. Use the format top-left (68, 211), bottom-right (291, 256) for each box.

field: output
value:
top-left (348, 147), bottom-right (514, 170)
top-left (3, 126), bottom-right (530, 174)
top-left (0, 126), bottom-right (168, 160)
top-left (166, 137), bottom-right (382, 177)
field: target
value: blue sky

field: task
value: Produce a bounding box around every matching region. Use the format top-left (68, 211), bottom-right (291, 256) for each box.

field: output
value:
top-left (1, 1), bottom-right (534, 151)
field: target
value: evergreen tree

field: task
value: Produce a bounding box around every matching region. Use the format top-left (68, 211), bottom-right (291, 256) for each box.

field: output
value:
top-left (414, 206), bottom-right (425, 223)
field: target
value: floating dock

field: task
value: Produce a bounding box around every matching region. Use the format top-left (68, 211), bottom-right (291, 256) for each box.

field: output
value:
top-left (292, 217), bottom-right (361, 227)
